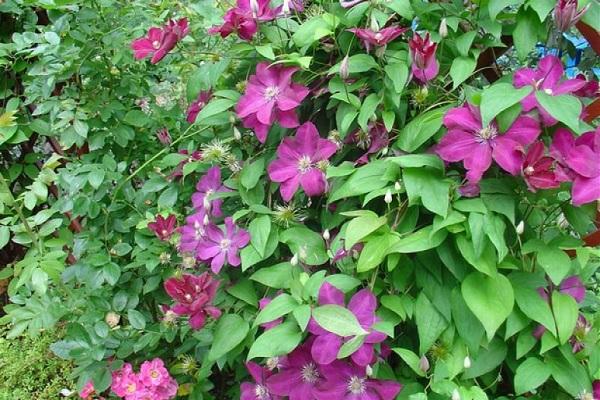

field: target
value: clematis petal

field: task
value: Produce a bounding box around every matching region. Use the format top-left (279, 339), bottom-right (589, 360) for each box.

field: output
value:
top-left (566, 145), bottom-right (600, 178)
top-left (493, 137), bottom-right (524, 175)
top-left (311, 333), bottom-right (342, 365)
top-left (348, 289), bottom-right (377, 327)
top-left (572, 175), bottom-right (600, 205)
top-left (464, 144), bottom-right (493, 182)
top-left (513, 67), bottom-right (537, 88)
top-left (443, 105), bottom-right (481, 132)
top-left (560, 276), bottom-right (586, 303)
top-left (276, 109), bottom-right (300, 128)
top-left (554, 78), bottom-right (588, 95)
top-left (351, 343), bottom-right (375, 366)
top-left (537, 55), bottom-right (564, 89)
top-left (504, 116), bottom-right (541, 145)
top-left (318, 282), bottom-right (345, 306)
top-left (436, 130), bottom-right (479, 162)
top-left (299, 169), bottom-right (327, 197)
top-left (279, 175), bottom-right (301, 202)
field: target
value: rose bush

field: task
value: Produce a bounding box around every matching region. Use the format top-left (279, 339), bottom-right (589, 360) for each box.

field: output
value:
top-left (1, 0), bottom-right (600, 399)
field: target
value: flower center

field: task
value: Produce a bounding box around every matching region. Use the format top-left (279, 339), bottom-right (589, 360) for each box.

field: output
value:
top-left (254, 384), bottom-right (270, 400)
top-left (152, 40), bottom-right (161, 49)
top-left (185, 293), bottom-right (193, 302)
top-left (127, 383), bottom-right (136, 393)
top-left (297, 155), bottom-right (312, 174)
top-left (544, 88), bottom-right (553, 95)
top-left (266, 357), bottom-right (280, 370)
top-left (374, 32), bottom-right (383, 41)
top-left (151, 370), bottom-right (159, 379)
top-left (347, 376), bottom-right (366, 395)
top-left (264, 86), bottom-right (280, 101)
top-left (477, 125), bottom-right (497, 141)
top-left (524, 166), bottom-right (535, 175)
top-left (301, 362), bottom-right (319, 384)
top-left (220, 238), bottom-right (231, 250)
top-left (161, 229), bottom-right (168, 236)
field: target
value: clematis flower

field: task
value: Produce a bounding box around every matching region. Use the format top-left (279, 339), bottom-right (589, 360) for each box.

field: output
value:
top-left (553, 0), bottom-right (589, 32)
top-left (409, 32), bottom-right (439, 84)
top-left (209, 0), bottom-right (277, 41)
top-left (521, 141), bottom-right (560, 191)
top-left (332, 243), bottom-right (364, 263)
top-left (550, 128), bottom-right (600, 205)
top-left (241, 362), bottom-right (281, 400)
top-left (267, 122), bottom-right (337, 202)
top-left (79, 381), bottom-right (95, 399)
top-left (572, 74), bottom-right (599, 98)
top-left (266, 340), bottom-right (323, 400)
top-left (348, 26), bottom-right (407, 53)
top-left (170, 149), bottom-right (203, 180)
top-left (594, 380), bottom-right (600, 399)
top-left (156, 128), bottom-right (172, 145)
top-left (346, 123), bottom-right (389, 164)
top-left (459, 182), bottom-right (481, 197)
top-left (259, 296), bottom-right (283, 329)
top-left (236, 63), bottom-right (309, 143)
top-left (513, 55), bottom-right (587, 126)
top-left (164, 272), bottom-right (222, 329)
top-left (131, 18), bottom-right (189, 64)
top-left (570, 314), bottom-right (592, 353)
top-left (308, 282), bottom-right (387, 366)
top-left (277, 0), bottom-right (304, 15)
top-left (435, 103), bottom-right (541, 183)
top-left (187, 91), bottom-right (213, 123)
top-left (191, 166), bottom-right (230, 217)
top-left (148, 214), bottom-right (177, 241)
top-left (315, 360), bottom-right (402, 400)
top-left (196, 217), bottom-right (250, 274)
top-left (179, 210), bottom-right (209, 256)
top-left (139, 358), bottom-right (170, 387)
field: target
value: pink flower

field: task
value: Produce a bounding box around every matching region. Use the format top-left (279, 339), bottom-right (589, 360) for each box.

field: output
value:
top-left (111, 363), bottom-right (139, 397)
top-left (187, 91), bottom-right (213, 123)
top-left (315, 360), bottom-right (402, 400)
top-left (259, 296), bottom-right (283, 329)
top-left (79, 381), bottom-right (95, 399)
top-left (131, 18), bottom-right (189, 64)
top-left (196, 217), bottom-right (250, 274)
top-left (266, 340), bottom-right (323, 400)
top-left (348, 26), bottom-right (407, 53)
top-left (593, 380), bottom-right (600, 399)
top-left (139, 358), bottom-right (170, 387)
top-left (553, 0), bottom-right (589, 32)
top-left (513, 55), bottom-right (587, 126)
top-left (241, 362), bottom-right (281, 400)
top-left (572, 74), bottom-right (599, 98)
top-left (156, 128), bottom-right (172, 145)
top-left (521, 141), bottom-right (560, 191)
top-left (276, 0), bottom-right (304, 15)
top-left (179, 210), bottom-right (209, 256)
top-left (308, 282), bottom-right (387, 366)
top-left (346, 123), bottom-right (389, 164)
top-left (409, 32), bottom-right (439, 84)
top-left (435, 103), bottom-right (541, 183)
top-left (267, 122), bottom-right (337, 202)
top-left (550, 127), bottom-right (600, 205)
top-left (148, 214), bottom-right (177, 241)
top-left (236, 63), bottom-right (309, 143)
top-left (191, 166), bottom-right (230, 217)
top-left (164, 272), bottom-right (222, 329)
top-left (209, 0), bottom-right (277, 41)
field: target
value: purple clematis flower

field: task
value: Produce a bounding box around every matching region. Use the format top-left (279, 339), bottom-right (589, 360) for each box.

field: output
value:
top-left (266, 340), bottom-right (323, 400)
top-left (553, 0), bottom-right (589, 32)
top-left (521, 141), bottom-right (560, 192)
top-left (208, 0), bottom-right (277, 41)
top-left (308, 282), bottom-right (387, 366)
top-left (276, 0), bottom-right (304, 15)
top-left (163, 272), bottom-right (221, 330)
top-left (570, 314), bottom-right (592, 353)
top-left (435, 103), bottom-right (541, 183)
top-left (241, 362), bottom-right (281, 400)
top-left (148, 214), bottom-right (177, 241)
top-left (131, 18), bottom-right (189, 64)
top-left (315, 360), bottom-right (402, 400)
top-left (267, 122), bottom-right (337, 202)
top-left (179, 209), bottom-right (209, 256)
top-left (348, 26), bottom-right (407, 53)
top-left (196, 217), bottom-right (250, 274)
top-left (513, 55), bottom-right (587, 126)
top-left (409, 32), bottom-right (439, 84)
top-left (187, 91), bottom-right (213, 123)
top-left (236, 63), bottom-right (309, 143)
top-left (572, 74), bottom-right (599, 98)
top-left (346, 123), bottom-right (389, 165)
top-left (550, 127), bottom-right (600, 205)
top-left (593, 380), bottom-right (600, 399)
top-left (191, 166), bottom-right (230, 217)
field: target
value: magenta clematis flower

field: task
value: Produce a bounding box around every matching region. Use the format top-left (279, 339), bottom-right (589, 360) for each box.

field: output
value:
top-left (259, 296), bottom-right (283, 329)
top-left (550, 127), bottom-right (600, 205)
top-left (570, 314), bottom-right (592, 353)
top-left (553, 0), bottom-right (589, 32)
top-left (594, 380), bottom-right (600, 399)
top-left (148, 214), bottom-right (177, 241)
top-left (191, 166), bottom-right (230, 217)
top-left (196, 217), bottom-right (250, 274)
top-left (435, 103), bottom-right (541, 183)
top-left (266, 340), bottom-right (323, 400)
top-left (332, 243), bottom-right (364, 263)
top-left (459, 181), bottom-right (481, 198)
top-left (241, 362), bottom-right (281, 400)
top-left (308, 282), bottom-right (387, 366)
top-left (315, 360), bottom-right (402, 400)
top-left (236, 63), bottom-right (309, 143)
top-left (513, 55), bottom-right (587, 126)
top-left (179, 210), bottom-right (209, 256)
top-left (170, 149), bottom-right (203, 180)
top-left (156, 128), bottom-right (172, 145)
top-left (346, 123), bottom-right (389, 164)
top-left (267, 122), bottom-right (337, 202)
top-left (521, 141), bottom-right (560, 191)
top-left (348, 26), bottom-right (407, 53)
top-left (187, 91), bottom-right (213, 123)
top-left (209, 0), bottom-right (277, 41)
top-left (78, 381), bottom-right (95, 399)
top-left (131, 18), bottom-right (189, 64)
top-left (573, 74), bottom-right (599, 98)
top-left (409, 32), bottom-right (439, 84)
top-left (164, 272), bottom-right (222, 329)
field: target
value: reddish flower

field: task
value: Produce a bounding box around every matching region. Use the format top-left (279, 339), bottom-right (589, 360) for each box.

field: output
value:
top-left (139, 358), bottom-right (170, 388)
top-left (572, 74), bottom-right (599, 98)
top-left (156, 128), bottom-right (172, 145)
top-left (187, 91), bottom-right (213, 123)
top-left (346, 123), bottom-right (389, 164)
top-left (521, 141), bottom-right (560, 191)
top-left (409, 32), bottom-right (439, 84)
top-left (348, 26), bottom-right (407, 53)
top-left (196, 217), bottom-right (251, 274)
top-left (131, 18), bottom-right (189, 64)
top-left (111, 363), bottom-right (140, 398)
top-left (267, 122), bottom-right (337, 202)
top-left (148, 214), bottom-right (177, 241)
top-left (164, 272), bottom-right (222, 329)
top-left (236, 63), bottom-right (309, 143)
top-left (208, 0), bottom-right (277, 41)
top-left (241, 362), bottom-right (281, 400)
top-left (553, 0), bottom-right (589, 32)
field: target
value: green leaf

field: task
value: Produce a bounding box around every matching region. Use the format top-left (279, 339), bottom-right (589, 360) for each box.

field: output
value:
top-left (395, 106), bottom-right (450, 152)
top-left (0, 226), bottom-right (9, 249)
top-left (356, 234), bottom-right (397, 272)
top-left (293, 304), bottom-right (311, 331)
top-left (358, 94), bottom-right (381, 131)
top-left (255, 44), bottom-right (275, 60)
top-left (535, 92), bottom-right (584, 133)
top-left (450, 57), bottom-right (476, 90)
top-left (387, 226), bottom-right (448, 254)
top-left (345, 214), bottom-right (387, 250)
top-left (329, 54), bottom-right (378, 74)
top-left (456, 31), bottom-right (477, 57)
top-left (403, 168), bottom-right (450, 217)
top-left (383, 0), bottom-right (414, 19)
top-left (537, 247), bottom-right (571, 285)
top-left (123, 110), bottom-right (149, 127)
top-left (389, 154), bottom-right (445, 170)
top-left (511, 273), bottom-right (556, 334)
top-left (415, 293), bottom-right (448, 354)
top-left (127, 309), bottom-right (146, 330)
top-left (247, 322), bottom-right (303, 360)
top-left (392, 348), bottom-right (426, 377)
top-left (249, 215), bottom-right (271, 258)
top-left (196, 98), bottom-right (236, 123)
top-left (551, 292), bottom-right (579, 344)
top-left (329, 160), bottom-right (389, 202)
top-left (157, 185), bottom-right (178, 208)
top-left (293, 16), bottom-right (335, 47)
top-left (480, 84), bottom-right (532, 127)
top-left (209, 314), bottom-right (249, 361)
top-left (240, 158), bottom-right (265, 189)
top-left (456, 235), bottom-right (497, 276)
top-left (254, 293), bottom-right (298, 327)
top-left (384, 62), bottom-right (409, 93)
top-left (514, 358), bottom-right (552, 395)
top-left (489, 0), bottom-right (524, 19)
top-left (250, 262), bottom-right (296, 289)
top-left (280, 226), bottom-right (328, 265)
top-left (312, 305), bottom-right (368, 336)
top-left (225, 279), bottom-right (258, 307)
top-left (528, 0), bottom-right (555, 21)
top-left (338, 335), bottom-right (366, 359)
top-left (514, 9), bottom-right (539, 59)
top-left (462, 339), bottom-right (507, 379)
top-left (451, 288), bottom-right (485, 353)
top-left (547, 348), bottom-right (591, 396)
top-left (462, 272), bottom-right (514, 341)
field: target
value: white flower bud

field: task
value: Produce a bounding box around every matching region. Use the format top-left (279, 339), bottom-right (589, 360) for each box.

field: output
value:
top-left (381, 146), bottom-right (388, 155)
top-left (452, 389), bottom-right (461, 400)
top-left (340, 55), bottom-right (350, 80)
top-left (282, 0), bottom-right (291, 14)
top-left (394, 181), bottom-right (401, 191)
top-left (322, 229), bottom-right (330, 241)
top-left (370, 16), bottom-right (380, 32)
top-left (290, 253), bottom-right (299, 266)
top-left (203, 196), bottom-right (211, 211)
top-left (419, 355), bottom-right (430, 372)
top-left (233, 126), bottom-right (242, 140)
top-left (439, 18), bottom-right (448, 38)
top-left (384, 189), bottom-right (393, 204)
top-left (463, 356), bottom-right (471, 369)
top-left (365, 364), bottom-right (373, 377)
top-left (516, 220), bottom-right (525, 235)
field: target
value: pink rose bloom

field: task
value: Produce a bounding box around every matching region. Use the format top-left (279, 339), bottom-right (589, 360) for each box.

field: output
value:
top-left (268, 122), bottom-right (337, 202)
top-left (139, 358), bottom-right (170, 387)
top-left (164, 272), bottom-right (222, 329)
top-left (409, 32), bottom-right (439, 84)
top-left (513, 55), bottom-right (587, 126)
top-left (196, 217), bottom-right (251, 274)
top-left (209, 0), bottom-right (277, 41)
top-left (435, 103), bottom-right (541, 183)
top-left (131, 18), bottom-right (188, 64)
top-left (79, 381), bottom-right (95, 399)
top-left (521, 141), bottom-right (560, 191)
top-left (187, 91), bottom-right (213, 123)
top-left (111, 363), bottom-right (140, 398)
top-left (236, 62), bottom-right (309, 143)
top-left (348, 26), bottom-right (407, 53)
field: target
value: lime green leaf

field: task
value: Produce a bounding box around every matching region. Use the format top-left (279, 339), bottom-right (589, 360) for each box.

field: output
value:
top-left (312, 305), bottom-right (368, 336)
